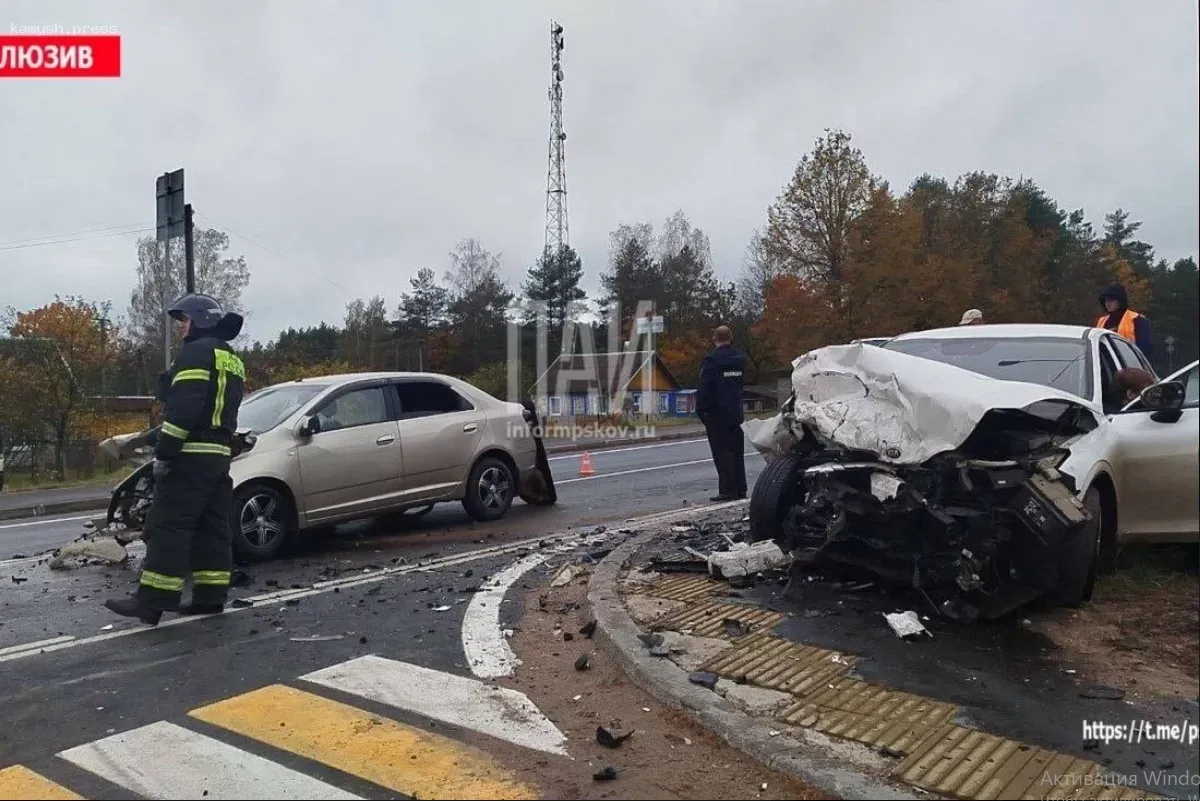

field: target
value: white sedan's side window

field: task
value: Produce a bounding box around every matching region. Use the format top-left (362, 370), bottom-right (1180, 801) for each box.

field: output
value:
top-left (1184, 368), bottom-right (1199, 409)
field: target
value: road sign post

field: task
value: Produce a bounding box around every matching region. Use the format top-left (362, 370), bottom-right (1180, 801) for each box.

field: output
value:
top-left (184, 203), bottom-right (195, 294)
top-left (156, 169), bottom-right (185, 370)
top-left (635, 314), bottom-right (664, 415)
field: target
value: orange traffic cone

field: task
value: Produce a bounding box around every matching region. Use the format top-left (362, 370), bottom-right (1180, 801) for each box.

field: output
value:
top-left (579, 451), bottom-right (595, 476)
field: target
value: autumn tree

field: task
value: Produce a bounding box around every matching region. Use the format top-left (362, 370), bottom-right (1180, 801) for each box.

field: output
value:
top-left (1, 297), bottom-right (119, 479)
top-left (1097, 242), bottom-right (1152, 311)
top-left (764, 129), bottom-right (876, 283)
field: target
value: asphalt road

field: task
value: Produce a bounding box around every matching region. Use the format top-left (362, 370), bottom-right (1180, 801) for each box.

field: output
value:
top-left (0, 489), bottom-right (747, 799)
top-left (0, 438), bottom-right (764, 799)
top-left (0, 436), bottom-right (761, 560)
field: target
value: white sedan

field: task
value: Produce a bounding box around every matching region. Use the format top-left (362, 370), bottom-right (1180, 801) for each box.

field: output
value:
top-left (747, 323), bottom-right (1198, 618)
top-left (883, 324), bottom-right (1199, 568)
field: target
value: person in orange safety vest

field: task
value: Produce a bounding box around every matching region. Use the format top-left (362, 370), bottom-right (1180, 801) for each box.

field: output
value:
top-left (1096, 284), bottom-right (1154, 360)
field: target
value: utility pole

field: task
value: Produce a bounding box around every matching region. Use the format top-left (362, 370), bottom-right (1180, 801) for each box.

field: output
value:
top-left (98, 314), bottom-right (109, 440)
top-left (543, 20), bottom-right (568, 260)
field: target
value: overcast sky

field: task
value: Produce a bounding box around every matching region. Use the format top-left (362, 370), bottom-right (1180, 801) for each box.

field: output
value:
top-left (2, 0), bottom-right (1197, 343)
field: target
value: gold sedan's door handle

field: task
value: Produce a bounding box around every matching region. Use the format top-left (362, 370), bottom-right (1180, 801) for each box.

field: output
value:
top-left (463, 423), bottom-right (478, 433)
top-left (377, 434), bottom-right (396, 445)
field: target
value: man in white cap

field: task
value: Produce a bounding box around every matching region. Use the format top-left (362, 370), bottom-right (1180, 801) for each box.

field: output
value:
top-left (959, 309), bottom-right (983, 326)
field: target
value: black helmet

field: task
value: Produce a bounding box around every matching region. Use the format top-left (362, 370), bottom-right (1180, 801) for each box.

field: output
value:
top-left (168, 293), bottom-right (224, 330)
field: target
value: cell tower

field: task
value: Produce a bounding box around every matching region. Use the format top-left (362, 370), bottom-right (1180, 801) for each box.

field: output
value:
top-left (544, 20), bottom-right (568, 257)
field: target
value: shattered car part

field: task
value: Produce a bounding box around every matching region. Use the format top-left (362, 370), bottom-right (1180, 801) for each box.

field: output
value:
top-left (884, 611), bottom-right (931, 639)
top-left (707, 540), bottom-right (790, 579)
top-left (748, 342), bottom-right (1104, 622)
top-left (97, 425), bottom-right (259, 537)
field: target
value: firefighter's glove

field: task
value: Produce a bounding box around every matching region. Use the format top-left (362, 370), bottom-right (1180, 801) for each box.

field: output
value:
top-left (152, 459), bottom-right (170, 481)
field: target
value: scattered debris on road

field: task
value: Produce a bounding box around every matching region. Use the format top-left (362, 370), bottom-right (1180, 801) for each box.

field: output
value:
top-left (504, 551), bottom-right (835, 800)
top-left (1078, 684), bottom-right (1125, 701)
top-left (289, 634), bottom-right (345, 642)
top-left (550, 564), bottom-right (583, 587)
top-left (49, 536), bottom-right (129, 570)
top-left (592, 766), bottom-right (621, 781)
top-left (596, 725), bottom-right (634, 748)
top-left (708, 540), bottom-right (790, 580)
top-left (883, 610), bottom-right (931, 639)
top-left (574, 654), bottom-right (590, 670)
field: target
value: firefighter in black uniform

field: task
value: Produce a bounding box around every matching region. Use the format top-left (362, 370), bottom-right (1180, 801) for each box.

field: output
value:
top-left (696, 325), bottom-right (747, 502)
top-left (105, 293), bottom-right (246, 625)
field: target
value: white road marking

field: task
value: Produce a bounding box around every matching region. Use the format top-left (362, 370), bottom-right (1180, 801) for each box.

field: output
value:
top-left (557, 452), bottom-right (757, 484)
top-left (302, 655), bottom-right (569, 756)
top-left (0, 500), bottom-right (746, 665)
top-left (546, 437), bottom-right (706, 461)
top-left (460, 553), bottom-right (548, 679)
top-left (57, 719), bottom-right (362, 800)
top-left (0, 635), bottom-right (75, 657)
top-left (0, 514), bottom-right (93, 530)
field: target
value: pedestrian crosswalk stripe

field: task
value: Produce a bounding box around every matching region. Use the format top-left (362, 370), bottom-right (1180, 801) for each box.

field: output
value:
top-left (56, 720), bottom-right (361, 800)
top-left (0, 765), bottom-right (82, 800)
top-left (189, 683), bottom-right (540, 800)
top-left (301, 655), bottom-right (569, 756)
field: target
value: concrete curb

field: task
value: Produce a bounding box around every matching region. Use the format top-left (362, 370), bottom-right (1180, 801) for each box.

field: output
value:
top-left (0, 496), bottom-right (108, 523)
top-left (587, 531), bottom-right (922, 800)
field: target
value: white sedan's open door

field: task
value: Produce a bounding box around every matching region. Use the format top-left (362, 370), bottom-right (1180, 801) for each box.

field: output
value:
top-left (1108, 361), bottom-right (1200, 541)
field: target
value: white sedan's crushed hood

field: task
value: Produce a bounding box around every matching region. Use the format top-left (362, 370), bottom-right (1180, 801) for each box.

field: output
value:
top-left (747, 343), bottom-right (1101, 466)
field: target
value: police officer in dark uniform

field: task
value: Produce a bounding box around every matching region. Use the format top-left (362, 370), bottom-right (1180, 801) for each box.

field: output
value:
top-left (105, 293), bottom-right (246, 625)
top-left (696, 325), bottom-right (746, 502)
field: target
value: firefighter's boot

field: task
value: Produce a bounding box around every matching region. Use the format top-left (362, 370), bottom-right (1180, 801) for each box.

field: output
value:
top-left (104, 596), bottom-right (164, 625)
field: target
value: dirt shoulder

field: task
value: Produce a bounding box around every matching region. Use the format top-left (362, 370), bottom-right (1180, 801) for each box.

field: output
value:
top-left (500, 571), bottom-right (836, 801)
top-left (1032, 551), bottom-right (1200, 700)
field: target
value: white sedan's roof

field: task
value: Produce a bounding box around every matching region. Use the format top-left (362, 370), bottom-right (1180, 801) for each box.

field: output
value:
top-left (276, 371), bottom-right (462, 386)
top-left (889, 323), bottom-right (1095, 342)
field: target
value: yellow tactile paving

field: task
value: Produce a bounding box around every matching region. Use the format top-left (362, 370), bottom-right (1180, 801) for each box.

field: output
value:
top-left (699, 632), bottom-right (855, 694)
top-left (639, 574), bottom-right (731, 603)
top-left (651, 599), bottom-right (785, 639)
top-left (0, 766), bottom-right (82, 800)
top-left (651, 580), bottom-right (1174, 801)
top-left (189, 684), bottom-right (538, 800)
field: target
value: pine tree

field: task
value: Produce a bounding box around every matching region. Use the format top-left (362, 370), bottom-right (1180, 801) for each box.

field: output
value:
top-left (522, 245), bottom-right (586, 353)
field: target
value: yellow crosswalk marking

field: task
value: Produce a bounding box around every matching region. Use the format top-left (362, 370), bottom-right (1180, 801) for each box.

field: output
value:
top-left (189, 684), bottom-right (539, 800)
top-left (0, 766), bottom-right (82, 800)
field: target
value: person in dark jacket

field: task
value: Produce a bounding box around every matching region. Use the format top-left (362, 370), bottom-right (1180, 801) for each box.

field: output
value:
top-left (696, 325), bottom-right (746, 502)
top-left (1097, 284), bottom-right (1154, 360)
top-left (105, 293), bottom-right (246, 625)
